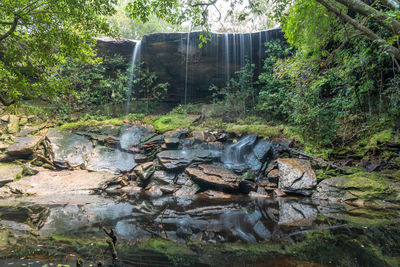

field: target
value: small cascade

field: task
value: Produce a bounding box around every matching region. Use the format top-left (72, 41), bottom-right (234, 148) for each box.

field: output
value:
top-left (224, 34), bottom-right (230, 83)
top-left (125, 40), bottom-right (142, 114)
top-left (258, 32), bottom-right (263, 71)
top-left (184, 30), bottom-right (191, 105)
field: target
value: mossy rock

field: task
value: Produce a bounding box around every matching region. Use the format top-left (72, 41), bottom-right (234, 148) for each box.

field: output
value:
top-left (152, 115), bottom-right (195, 133)
top-left (225, 124), bottom-right (282, 138)
top-left (314, 172), bottom-right (395, 202)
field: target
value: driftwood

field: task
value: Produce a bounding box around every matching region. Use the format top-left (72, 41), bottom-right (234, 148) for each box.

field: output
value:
top-left (102, 226), bottom-right (118, 263)
top-left (277, 143), bottom-right (347, 173)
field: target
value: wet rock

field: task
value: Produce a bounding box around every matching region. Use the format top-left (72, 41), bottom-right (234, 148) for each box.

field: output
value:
top-left (7, 115), bottom-right (19, 134)
top-left (278, 200), bottom-right (317, 226)
top-left (192, 131), bottom-right (206, 141)
top-left (239, 180), bottom-right (257, 194)
top-left (157, 149), bottom-right (220, 170)
top-left (175, 172), bottom-right (190, 185)
top-left (173, 184), bottom-right (200, 197)
top-left (0, 164), bottom-right (22, 186)
top-left (134, 154), bottom-right (148, 163)
top-left (277, 158), bottom-right (317, 196)
top-left (1, 170), bottom-right (115, 195)
top-left (120, 125), bottom-right (154, 151)
top-left (7, 134), bottom-right (45, 156)
top-left (164, 137), bottom-right (180, 149)
top-left (87, 146), bottom-right (136, 174)
top-left (153, 170), bottom-right (175, 184)
top-left (164, 128), bottom-right (188, 139)
top-left (248, 192), bottom-right (269, 198)
top-left (273, 188), bottom-right (287, 197)
top-left (22, 165), bottom-right (39, 176)
top-left (142, 135), bottom-right (164, 153)
top-left (185, 164), bottom-right (240, 192)
top-left (46, 128), bottom-right (94, 169)
top-left (159, 184), bottom-right (177, 194)
top-left (134, 162), bottom-right (155, 182)
top-left (222, 135), bottom-right (272, 173)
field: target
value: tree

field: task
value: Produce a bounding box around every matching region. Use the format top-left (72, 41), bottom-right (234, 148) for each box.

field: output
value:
top-left (0, 0), bottom-right (118, 106)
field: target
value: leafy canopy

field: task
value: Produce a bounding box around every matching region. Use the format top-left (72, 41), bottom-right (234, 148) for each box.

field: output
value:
top-left (0, 0), bottom-right (118, 106)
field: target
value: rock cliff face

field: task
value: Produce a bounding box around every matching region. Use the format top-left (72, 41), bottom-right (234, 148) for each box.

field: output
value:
top-left (95, 28), bottom-right (283, 103)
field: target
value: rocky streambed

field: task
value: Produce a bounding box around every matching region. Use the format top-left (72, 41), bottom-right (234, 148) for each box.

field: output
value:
top-left (0, 117), bottom-right (400, 266)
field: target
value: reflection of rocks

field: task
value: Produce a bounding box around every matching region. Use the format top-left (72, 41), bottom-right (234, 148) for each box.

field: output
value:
top-left (157, 149), bottom-right (220, 170)
top-left (222, 135), bottom-right (272, 173)
top-left (87, 146), bottom-right (136, 174)
top-left (47, 128), bottom-right (93, 169)
top-left (277, 158), bottom-right (317, 196)
top-left (278, 200), bottom-right (317, 226)
top-left (1, 170), bottom-right (115, 196)
top-left (185, 164), bottom-right (239, 192)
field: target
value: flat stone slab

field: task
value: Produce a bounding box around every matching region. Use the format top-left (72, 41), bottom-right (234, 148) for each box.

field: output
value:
top-left (86, 146), bottom-right (137, 174)
top-left (0, 164), bottom-right (22, 187)
top-left (157, 149), bottom-right (220, 170)
top-left (47, 128), bottom-right (93, 169)
top-left (185, 164), bottom-right (239, 192)
top-left (7, 134), bottom-right (44, 156)
top-left (0, 170), bottom-right (115, 196)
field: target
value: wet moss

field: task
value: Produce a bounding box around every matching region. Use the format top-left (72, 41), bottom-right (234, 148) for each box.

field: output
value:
top-left (343, 173), bottom-right (393, 201)
top-left (152, 115), bottom-right (194, 133)
top-left (59, 119), bottom-right (124, 131)
top-left (225, 124), bottom-right (283, 138)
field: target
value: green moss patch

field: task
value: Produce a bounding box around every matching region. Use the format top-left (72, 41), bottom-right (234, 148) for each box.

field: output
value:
top-left (152, 115), bottom-right (195, 133)
top-left (225, 124), bottom-right (283, 138)
top-left (58, 119), bottom-right (124, 131)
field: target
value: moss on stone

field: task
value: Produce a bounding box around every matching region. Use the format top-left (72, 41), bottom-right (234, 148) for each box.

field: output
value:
top-left (225, 124), bottom-right (283, 138)
top-left (152, 115), bottom-right (194, 133)
top-left (342, 173), bottom-right (393, 201)
top-left (59, 119), bottom-right (124, 131)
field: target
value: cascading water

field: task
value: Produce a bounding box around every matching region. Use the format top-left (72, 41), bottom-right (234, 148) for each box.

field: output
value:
top-left (249, 34), bottom-right (253, 67)
top-left (239, 34), bottom-right (245, 68)
top-left (125, 40), bottom-right (142, 114)
top-left (184, 30), bottom-right (191, 105)
top-left (224, 34), bottom-right (230, 84)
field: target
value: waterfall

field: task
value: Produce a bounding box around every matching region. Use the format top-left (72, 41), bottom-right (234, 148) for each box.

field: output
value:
top-left (224, 34), bottom-right (230, 84)
top-left (184, 31), bottom-right (191, 105)
top-left (125, 40), bottom-right (141, 114)
top-left (258, 32), bottom-right (262, 71)
top-left (249, 34), bottom-right (253, 67)
top-left (239, 34), bottom-right (245, 68)
top-left (232, 34), bottom-right (237, 73)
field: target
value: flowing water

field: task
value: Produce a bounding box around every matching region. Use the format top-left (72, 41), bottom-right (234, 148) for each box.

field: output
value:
top-left (125, 40), bottom-right (142, 114)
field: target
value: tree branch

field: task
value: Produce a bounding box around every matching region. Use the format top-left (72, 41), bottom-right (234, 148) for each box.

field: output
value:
top-left (0, 15), bottom-right (19, 42)
top-left (378, 0), bottom-right (400, 10)
top-left (316, 0), bottom-right (400, 59)
top-left (334, 0), bottom-right (400, 34)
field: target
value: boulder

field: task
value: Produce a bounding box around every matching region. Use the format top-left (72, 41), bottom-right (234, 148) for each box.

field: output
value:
top-left (7, 134), bottom-right (44, 156)
top-left (47, 128), bottom-right (93, 169)
top-left (7, 115), bottom-right (19, 134)
top-left (312, 175), bottom-right (394, 202)
top-left (157, 149), bottom-right (220, 170)
top-left (277, 158), bottom-right (317, 196)
top-left (1, 170), bottom-right (115, 195)
top-left (222, 135), bottom-right (272, 173)
top-left (0, 164), bottom-right (22, 187)
top-left (173, 184), bottom-right (200, 197)
top-left (87, 146), bottom-right (136, 174)
top-left (185, 164), bottom-right (240, 192)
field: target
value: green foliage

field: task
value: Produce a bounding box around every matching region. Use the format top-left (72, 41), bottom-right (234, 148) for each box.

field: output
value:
top-left (210, 62), bottom-right (257, 121)
top-left (54, 54), bottom-right (129, 116)
top-left (59, 118), bottom-right (124, 131)
top-left (225, 124), bottom-right (283, 139)
top-left (152, 114), bottom-right (194, 133)
top-left (129, 62), bottom-right (169, 113)
top-left (0, 0), bottom-right (117, 106)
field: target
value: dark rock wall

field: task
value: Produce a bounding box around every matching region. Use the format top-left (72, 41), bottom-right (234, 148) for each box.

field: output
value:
top-left (95, 28), bottom-right (283, 103)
